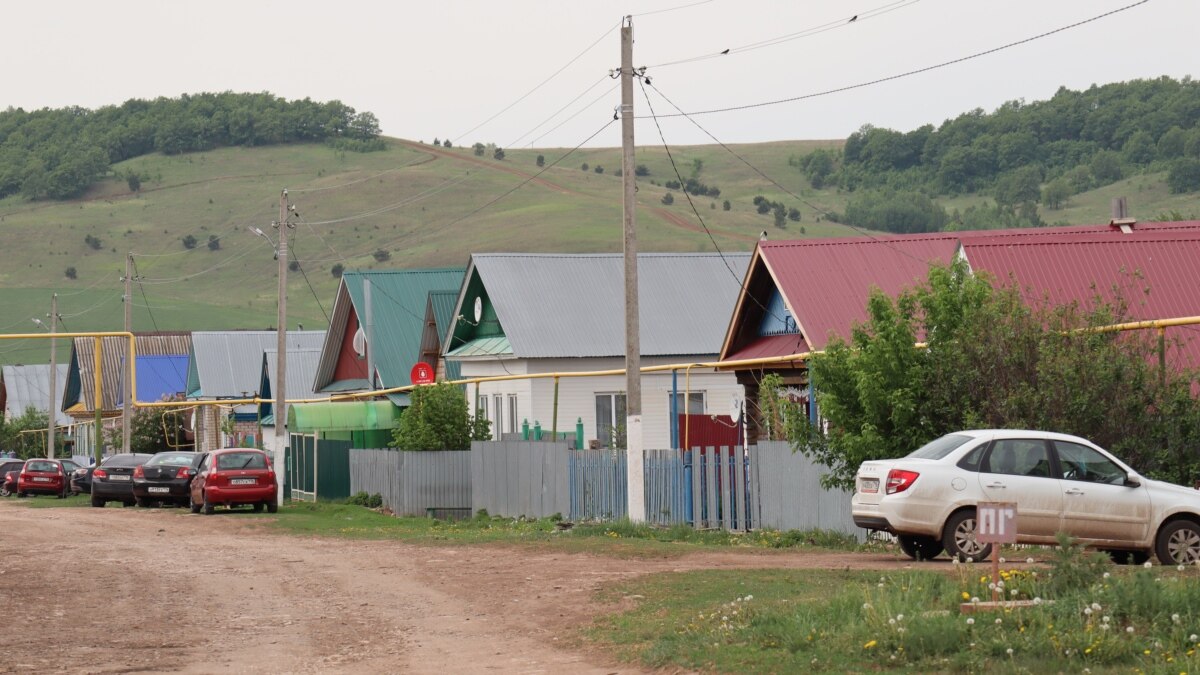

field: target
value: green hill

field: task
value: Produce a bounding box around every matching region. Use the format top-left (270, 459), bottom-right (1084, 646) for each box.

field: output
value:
top-left (0, 131), bottom-right (1194, 366)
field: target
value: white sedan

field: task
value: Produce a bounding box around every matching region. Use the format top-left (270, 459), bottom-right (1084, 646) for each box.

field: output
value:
top-left (851, 429), bottom-right (1200, 564)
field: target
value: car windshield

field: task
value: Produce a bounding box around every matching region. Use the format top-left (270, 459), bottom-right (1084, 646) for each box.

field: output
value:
top-left (216, 452), bottom-right (267, 470)
top-left (26, 460), bottom-right (57, 472)
top-left (906, 434), bottom-right (974, 460)
top-left (104, 455), bottom-right (149, 467)
top-left (147, 453), bottom-right (197, 467)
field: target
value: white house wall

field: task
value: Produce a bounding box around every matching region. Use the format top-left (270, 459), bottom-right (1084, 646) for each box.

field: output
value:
top-left (458, 356), bottom-right (742, 450)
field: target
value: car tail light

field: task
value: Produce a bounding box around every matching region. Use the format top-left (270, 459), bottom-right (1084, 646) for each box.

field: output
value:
top-left (133, 465), bottom-right (145, 479)
top-left (208, 471), bottom-right (221, 485)
top-left (93, 468), bottom-right (108, 479)
top-left (175, 466), bottom-right (191, 479)
top-left (886, 469), bottom-right (920, 495)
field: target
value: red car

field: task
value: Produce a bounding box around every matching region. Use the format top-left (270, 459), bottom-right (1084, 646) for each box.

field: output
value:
top-left (189, 449), bottom-right (278, 515)
top-left (16, 459), bottom-right (71, 498)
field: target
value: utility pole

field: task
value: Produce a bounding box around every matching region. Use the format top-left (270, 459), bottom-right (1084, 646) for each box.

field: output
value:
top-left (620, 16), bottom-right (646, 523)
top-left (122, 252), bottom-right (133, 453)
top-left (273, 189), bottom-right (291, 507)
top-left (47, 294), bottom-right (58, 459)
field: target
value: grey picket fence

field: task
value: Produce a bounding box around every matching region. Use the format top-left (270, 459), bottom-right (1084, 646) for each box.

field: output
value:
top-left (348, 448), bottom-right (471, 517)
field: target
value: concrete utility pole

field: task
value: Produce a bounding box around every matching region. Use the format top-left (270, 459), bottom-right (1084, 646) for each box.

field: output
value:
top-left (274, 189), bottom-right (291, 507)
top-left (122, 252), bottom-right (133, 453)
top-left (620, 16), bottom-right (646, 523)
top-left (47, 294), bottom-right (58, 459)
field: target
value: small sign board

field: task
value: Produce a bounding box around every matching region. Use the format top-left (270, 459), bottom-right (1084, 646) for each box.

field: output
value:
top-left (410, 362), bottom-right (435, 385)
top-left (976, 501), bottom-right (1017, 544)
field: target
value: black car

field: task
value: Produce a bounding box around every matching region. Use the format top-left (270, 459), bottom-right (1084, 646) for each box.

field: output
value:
top-left (71, 465), bottom-right (95, 495)
top-left (90, 453), bottom-right (154, 507)
top-left (0, 459), bottom-right (24, 496)
top-left (132, 451), bottom-right (202, 507)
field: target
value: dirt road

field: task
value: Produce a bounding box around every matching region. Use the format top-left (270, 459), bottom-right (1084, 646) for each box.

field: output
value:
top-left (0, 502), bottom-right (916, 674)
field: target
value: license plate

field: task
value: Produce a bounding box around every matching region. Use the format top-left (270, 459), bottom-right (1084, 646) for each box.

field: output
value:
top-left (109, 475), bottom-right (131, 481)
top-left (148, 486), bottom-right (170, 493)
top-left (231, 478), bottom-right (256, 485)
top-left (33, 477), bottom-right (51, 482)
top-left (860, 478), bottom-right (879, 494)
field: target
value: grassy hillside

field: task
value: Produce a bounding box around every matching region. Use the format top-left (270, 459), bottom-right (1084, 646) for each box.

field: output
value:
top-left (0, 136), bottom-right (1190, 365)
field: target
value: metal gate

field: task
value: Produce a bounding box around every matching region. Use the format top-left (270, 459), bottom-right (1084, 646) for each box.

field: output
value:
top-left (286, 434), bottom-right (352, 502)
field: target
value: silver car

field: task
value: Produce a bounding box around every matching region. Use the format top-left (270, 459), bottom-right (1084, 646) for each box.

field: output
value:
top-left (851, 429), bottom-right (1200, 564)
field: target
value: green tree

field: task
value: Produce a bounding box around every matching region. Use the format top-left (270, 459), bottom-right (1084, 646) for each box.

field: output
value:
top-left (181, 234), bottom-right (197, 249)
top-left (1167, 158), bottom-right (1200, 193)
top-left (1041, 178), bottom-right (1071, 210)
top-left (113, 406), bottom-right (190, 454)
top-left (84, 234), bottom-right (102, 250)
top-left (206, 234), bottom-right (220, 251)
top-left (773, 205), bottom-right (786, 228)
top-left (64, 266), bottom-right (76, 279)
top-left (722, 200), bottom-right (731, 211)
top-left (993, 166), bottom-right (1042, 207)
top-left (443, 139), bottom-right (453, 149)
top-left (392, 382), bottom-right (490, 450)
top-left (593, 165), bottom-right (603, 174)
top-left (635, 164), bottom-right (650, 176)
top-left (536, 154), bottom-right (544, 167)
top-left (331, 263), bottom-right (345, 277)
top-left (1158, 127), bottom-right (1187, 159)
top-left (1122, 130), bottom-right (1157, 165)
top-left (373, 248), bottom-right (391, 262)
top-left (473, 143), bottom-right (485, 157)
top-left (661, 192), bottom-right (674, 205)
top-left (0, 407), bottom-right (49, 459)
top-left (581, 163), bottom-right (589, 172)
top-left (1089, 150), bottom-right (1123, 184)
top-left (493, 147), bottom-right (505, 161)
top-left (126, 173), bottom-right (141, 192)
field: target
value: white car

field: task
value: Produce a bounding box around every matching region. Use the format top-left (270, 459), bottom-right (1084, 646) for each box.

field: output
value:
top-left (851, 429), bottom-right (1200, 564)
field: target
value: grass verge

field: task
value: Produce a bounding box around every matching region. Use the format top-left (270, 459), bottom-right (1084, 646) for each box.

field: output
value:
top-left (588, 544), bottom-right (1200, 673)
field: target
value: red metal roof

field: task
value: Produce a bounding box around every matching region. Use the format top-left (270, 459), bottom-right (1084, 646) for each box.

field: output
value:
top-left (720, 221), bottom-right (1200, 366)
top-left (724, 333), bottom-right (811, 363)
top-left (962, 231), bottom-right (1200, 369)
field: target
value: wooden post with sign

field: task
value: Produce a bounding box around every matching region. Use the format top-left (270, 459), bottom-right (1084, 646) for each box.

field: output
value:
top-left (976, 501), bottom-right (1017, 604)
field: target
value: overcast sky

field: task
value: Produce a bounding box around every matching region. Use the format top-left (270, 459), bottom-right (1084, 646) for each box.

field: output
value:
top-left (4, 0), bottom-right (1197, 149)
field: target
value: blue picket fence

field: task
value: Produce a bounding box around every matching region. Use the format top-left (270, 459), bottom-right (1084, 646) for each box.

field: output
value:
top-left (569, 449), bottom-right (627, 521)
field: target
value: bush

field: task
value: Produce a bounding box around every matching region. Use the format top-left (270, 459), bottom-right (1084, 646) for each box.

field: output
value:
top-left (661, 192), bottom-right (674, 205)
top-left (347, 491), bottom-right (383, 508)
top-left (392, 381), bottom-right (491, 450)
top-left (181, 234), bottom-right (197, 249)
top-left (331, 263), bottom-right (345, 278)
top-left (84, 234), bottom-right (102, 250)
top-left (536, 154), bottom-right (544, 167)
top-left (593, 165), bottom-right (603, 174)
top-left (372, 248), bottom-right (390, 262)
top-left (581, 163), bottom-right (589, 172)
top-left (206, 234), bottom-right (220, 251)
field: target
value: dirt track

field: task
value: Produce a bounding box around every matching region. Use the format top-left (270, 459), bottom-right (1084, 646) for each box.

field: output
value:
top-left (0, 502), bottom-right (920, 674)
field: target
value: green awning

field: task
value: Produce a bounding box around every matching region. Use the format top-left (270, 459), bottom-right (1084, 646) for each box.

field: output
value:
top-left (287, 400), bottom-right (400, 432)
top-left (447, 336), bottom-right (512, 358)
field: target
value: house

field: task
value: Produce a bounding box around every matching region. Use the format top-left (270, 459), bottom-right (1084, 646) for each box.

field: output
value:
top-left (60, 332), bottom-right (191, 455)
top-left (186, 330), bottom-right (326, 452)
top-left (258, 347), bottom-right (332, 454)
top-left (1, 364), bottom-right (72, 454)
top-left (718, 220), bottom-right (1200, 440)
top-left (442, 252), bottom-right (751, 450)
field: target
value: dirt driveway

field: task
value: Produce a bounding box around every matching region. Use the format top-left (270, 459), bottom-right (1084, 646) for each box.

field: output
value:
top-left (0, 502), bottom-right (919, 674)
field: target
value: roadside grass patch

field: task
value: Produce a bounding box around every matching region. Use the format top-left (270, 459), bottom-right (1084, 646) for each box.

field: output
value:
top-left (263, 503), bottom-right (862, 555)
top-left (589, 551), bottom-right (1200, 673)
top-left (12, 494), bottom-right (92, 508)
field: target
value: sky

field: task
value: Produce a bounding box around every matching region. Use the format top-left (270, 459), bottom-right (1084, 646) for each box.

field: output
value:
top-left (3, 0), bottom-right (1198, 150)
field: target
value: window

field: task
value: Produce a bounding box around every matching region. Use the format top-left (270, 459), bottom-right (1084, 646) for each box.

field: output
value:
top-left (493, 394), bottom-right (503, 437)
top-left (669, 392), bottom-right (705, 415)
top-left (956, 442), bottom-right (988, 472)
top-left (906, 433), bottom-right (973, 460)
top-left (507, 395), bottom-right (518, 437)
top-left (595, 393), bottom-right (627, 448)
top-left (983, 439), bottom-right (1053, 478)
top-left (1054, 441), bottom-right (1126, 485)
top-left (476, 395), bottom-right (489, 422)
top-left (216, 452), bottom-right (267, 470)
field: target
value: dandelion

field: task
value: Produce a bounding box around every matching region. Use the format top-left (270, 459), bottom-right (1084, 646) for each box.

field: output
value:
top-left (961, 592), bottom-right (970, 601)
top-left (999, 557), bottom-right (1006, 564)
top-left (889, 618), bottom-right (897, 625)
top-left (1102, 616), bottom-right (1110, 623)
top-left (1006, 648), bottom-right (1014, 656)
top-left (745, 595), bottom-right (753, 601)
top-left (971, 596), bottom-right (980, 603)
top-left (877, 583), bottom-right (884, 588)
top-left (1190, 634), bottom-right (1198, 642)
top-left (1179, 565), bottom-right (1187, 572)
top-left (863, 603), bottom-right (872, 610)
top-left (896, 614), bottom-right (905, 621)
top-left (1091, 602), bottom-right (1101, 611)
top-left (1026, 557), bottom-right (1035, 564)
top-left (863, 640), bottom-right (877, 649)
top-left (995, 618), bottom-right (1003, 625)
top-left (966, 618), bottom-right (975, 625)
top-left (1126, 626), bottom-right (1135, 634)
top-left (1034, 597), bottom-right (1043, 605)
top-left (1144, 561), bottom-right (1154, 568)
top-left (1103, 572), bottom-right (1111, 579)
top-left (1010, 588), bottom-right (1019, 596)
top-left (1173, 614), bottom-right (1181, 624)
top-left (1084, 607), bottom-right (1093, 616)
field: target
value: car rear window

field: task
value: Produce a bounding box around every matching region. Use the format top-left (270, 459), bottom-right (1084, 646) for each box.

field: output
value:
top-left (905, 434), bottom-right (974, 460)
top-left (216, 452), bottom-right (267, 470)
top-left (26, 460), bottom-right (58, 472)
top-left (104, 454), bottom-right (150, 467)
top-left (147, 453), bottom-right (198, 467)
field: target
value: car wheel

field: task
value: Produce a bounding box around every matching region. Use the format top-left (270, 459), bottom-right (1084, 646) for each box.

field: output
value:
top-left (202, 494), bottom-right (215, 515)
top-left (1156, 520), bottom-right (1200, 565)
top-left (898, 535), bottom-right (945, 561)
top-left (189, 493), bottom-right (202, 514)
top-left (1105, 549), bottom-right (1151, 565)
top-left (17, 491), bottom-right (26, 498)
top-left (91, 495), bottom-right (105, 508)
top-left (0, 488), bottom-right (9, 497)
top-left (267, 500), bottom-right (279, 514)
top-left (134, 497), bottom-right (148, 508)
top-left (943, 510), bottom-right (992, 562)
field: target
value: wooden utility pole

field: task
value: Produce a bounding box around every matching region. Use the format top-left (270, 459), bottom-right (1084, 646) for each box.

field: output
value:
top-left (122, 252), bottom-right (132, 453)
top-left (47, 294), bottom-right (58, 459)
top-left (620, 16), bottom-right (646, 522)
top-left (274, 189), bottom-right (291, 507)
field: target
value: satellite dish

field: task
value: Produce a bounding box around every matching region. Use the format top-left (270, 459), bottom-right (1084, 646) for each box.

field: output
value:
top-left (473, 296), bottom-right (483, 323)
top-left (729, 395), bottom-right (743, 422)
top-left (352, 327), bottom-right (367, 357)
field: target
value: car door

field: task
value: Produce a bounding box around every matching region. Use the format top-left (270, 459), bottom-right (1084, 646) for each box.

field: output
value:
top-left (976, 438), bottom-right (1063, 543)
top-left (190, 454), bottom-right (210, 503)
top-left (1053, 440), bottom-right (1151, 545)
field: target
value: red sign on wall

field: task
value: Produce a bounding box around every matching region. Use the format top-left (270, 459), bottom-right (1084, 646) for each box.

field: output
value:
top-left (410, 362), bottom-right (435, 385)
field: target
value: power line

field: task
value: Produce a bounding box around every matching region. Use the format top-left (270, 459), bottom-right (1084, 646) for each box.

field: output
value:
top-left (642, 0), bottom-right (1151, 118)
top-left (452, 21), bottom-right (620, 145)
top-left (506, 75), bottom-right (610, 148)
top-left (289, 234), bottom-right (331, 327)
top-left (647, 0), bottom-right (919, 69)
top-left (530, 82), bottom-right (620, 148)
top-left (633, 0), bottom-right (718, 18)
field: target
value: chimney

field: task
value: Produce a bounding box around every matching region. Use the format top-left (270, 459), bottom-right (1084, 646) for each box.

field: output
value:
top-left (1109, 197), bottom-right (1135, 233)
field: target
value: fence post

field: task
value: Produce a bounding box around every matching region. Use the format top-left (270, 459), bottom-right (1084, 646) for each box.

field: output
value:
top-left (734, 445), bottom-right (747, 532)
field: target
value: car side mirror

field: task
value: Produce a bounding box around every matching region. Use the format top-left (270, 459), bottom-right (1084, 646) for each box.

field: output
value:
top-left (1124, 476), bottom-right (1141, 488)
top-left (187, 469), bottom-right (197, 477)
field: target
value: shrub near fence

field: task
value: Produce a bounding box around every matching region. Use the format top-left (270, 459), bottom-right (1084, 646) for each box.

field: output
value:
top-left (348, 449), bottom-right (471, 517)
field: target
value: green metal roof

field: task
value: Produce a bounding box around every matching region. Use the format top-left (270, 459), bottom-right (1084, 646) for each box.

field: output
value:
top-left (446, 336), bottom-right (512, 358)
top-left (287, 400), bottom-right (400, 432)
top-left (342, 268), bottom-right (465, 389)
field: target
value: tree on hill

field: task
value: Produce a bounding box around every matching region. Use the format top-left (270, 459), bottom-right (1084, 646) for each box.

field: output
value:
top-left (493, 147), bottom-right (505, 161)
top-left (207, 235), bottom-right (220, 251)
top-left (181, 234), bottom-right (197, 249)
top-left (536, 154), bottom-right (544, 167)
top-left (331, 263), bottom-right (345, 278)
top-left (473, 143), bottom-right (486, 157)
top-left (1168, 158), bottom-right (1200, 193)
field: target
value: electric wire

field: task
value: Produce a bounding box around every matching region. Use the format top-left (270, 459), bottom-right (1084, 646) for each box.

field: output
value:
top-left (288, 233), bottom-right (332, 327)
top-left (130, 257), bottom-right (189, 386)
top-left (530, 82), bottom-right (620, 148)
top-left (287, 159), bottom-right (429, 194)
top-left (452, 21), bottom-right (620, 145)
top-left (301, 172), bottom-right (474, 226)
top-left (506, 75), bottom-right (610, 148)
top-left (643, 0), bottom-right (1151, 118)
top-left (633, 0), bottom-right (718, 18)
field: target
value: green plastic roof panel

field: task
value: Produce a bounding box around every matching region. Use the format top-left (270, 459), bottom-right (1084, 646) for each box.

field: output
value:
top-left (287, 400), bottom-right (400, 432)
top-left (446, 336), bottom-right (512, 358)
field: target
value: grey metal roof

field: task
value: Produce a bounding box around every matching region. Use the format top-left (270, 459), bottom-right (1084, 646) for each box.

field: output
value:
top-left (190, 330), bottom-right (326, 398)
top-left (2, 364), bottom-right (70, 426)
top-left (457, 253), bottom-right (751, 358)
top-left (263, 349), bottom-right (326, 400)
